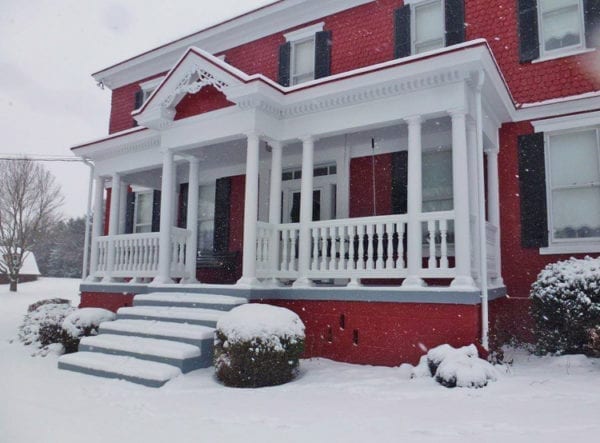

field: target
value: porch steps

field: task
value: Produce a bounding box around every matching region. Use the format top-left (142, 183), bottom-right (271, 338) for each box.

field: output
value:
top-left (58, 291), bottom-right (247, 387)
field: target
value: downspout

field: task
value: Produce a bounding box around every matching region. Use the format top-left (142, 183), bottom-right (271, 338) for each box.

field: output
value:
top-left (475, 71), bottom-right (489, 350)
top-left (81, 159), bottom-right (94, 280)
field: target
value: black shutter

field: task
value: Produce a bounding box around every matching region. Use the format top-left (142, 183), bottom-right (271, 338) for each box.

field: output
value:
top-left (518, 133), bottom-right (548, 248)
top-left (125, 191), bottom-right (135, 234)
top-left (133, 88), bottom-right (144, 127)
top-left (315, 30), bottom-right (332, 79)
top-left (394, 5), bottom-right (411, 58)
top-left (391, 151), bottom-right (408, 214)
top-left (584, 0), bottom-right (600, 48)
top-left (517, 0), bottom-right (540, 63)
top-left (179, 183), bottom-right (189, 229)
top-left (278, 42), bottom-right (291, 86)
top-left (213, 177), bottom-right (231, 253)
top-left (151, 190), bottom-right (161, 233)
top-left (445, 0), bottom-right (466, 46)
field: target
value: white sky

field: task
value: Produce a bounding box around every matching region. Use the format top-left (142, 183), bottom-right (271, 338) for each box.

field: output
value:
top-left (0, 0), bottom-right (274, 218)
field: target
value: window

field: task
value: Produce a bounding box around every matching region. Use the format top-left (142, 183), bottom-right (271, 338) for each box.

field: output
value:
top-left (197, 184), bottom-right (216, 252)
top-left (133, 191), bottom-right (153, 233)
top-left (413, 0), bottom-right (445, 54)
top-left (422, 149), bottom-right (453, 212)
top-left (538, 0), bottom-right (585, 56)
top-left (281, 22), bottom-right (329, 86)
top-left (291, 37), bottom-right (316, 85)
top-left (135, 76), bottom-right (165, 110)
top-left (546, 128), bottom-right (600, 244)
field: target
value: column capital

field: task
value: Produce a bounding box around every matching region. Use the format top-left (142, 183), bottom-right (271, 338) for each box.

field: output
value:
top-left (299, 134), bottom-right (315, 143)
top-left (405, 115), bottom-right (422, 126)
top-left (447, 108), bottom-right (467, 119)
top-left (246, 131), bottom-right (262, 141)
top-left (181, 154), bottom-right (201, 165)
top-left (267, 140), bottom-right (284, 150)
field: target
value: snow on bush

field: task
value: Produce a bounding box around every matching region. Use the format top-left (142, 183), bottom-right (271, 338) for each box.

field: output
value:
top-left (407, 344), bottom-right (498, 388)
top-left (214, 304), bottom-right (305, 388)
top-left (61, 308), bottom-right (116, 354)
top-left (18, 301), bottom-right (75, 348)
top-left (530, 256), bottom-right (600, 355)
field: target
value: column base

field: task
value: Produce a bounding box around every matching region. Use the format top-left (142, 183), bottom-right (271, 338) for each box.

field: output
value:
top-left (181, 277), bottom-right (200, 285)
top-left (263, 278), bottom-right (284, 288)
top-left (149, 276), bottom-right (175, 286)
top-left (292, 277), bottom-right (314, 288)
top-left (346, 278), bottom-right (362, 288)
top-left (402, 275), bottom-right (426, 288)
top-left (450, 275), bottom-right (477, 290)
top-left (236, 276), bottom-right (261, 288)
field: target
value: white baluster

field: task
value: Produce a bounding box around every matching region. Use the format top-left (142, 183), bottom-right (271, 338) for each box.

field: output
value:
top-left (339, 225), bottom-right (346, 271)
top-left (376, 223), bottom-right (384, 269)
top-left (365, 224), bottom-right (374, 270)
top-left (357, 224), bottom-right (365, 271)
top-left (290, 229), bottom-right (297, 271)
top-left (321, 227), bottom-right (328, 271)
top-left (386, 223), bottom-right (394, 269)
top-left (428, 220), bottom-right (436, 269)
top-left (311, 227), bottom-right (319, 271)
top-left (440, 219), bottom-right (449, 269)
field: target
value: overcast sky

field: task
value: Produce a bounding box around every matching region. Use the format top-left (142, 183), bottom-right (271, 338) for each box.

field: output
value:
top-left (0, 0), bottom-right (274, 218)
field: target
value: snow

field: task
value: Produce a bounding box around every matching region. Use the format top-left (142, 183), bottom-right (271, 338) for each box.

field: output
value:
top-left (62, 308), bottom-right (116, 338)
top-left (0, 249), bottom-right (41, 275)
top-left (216, 304), bottom-right (305, 346)
top-left (17, 301), bottom-right (75, 346)
top-left (100, 319), bottom-right (215, 341)
top-left (134, 292), bottom-right (247, 305)
top-left (118, 305), bottom-right (224, 322)
top-left (80, 334), bottom-right (202, 359)
top-left (3, 278), bottom-right (600, 442)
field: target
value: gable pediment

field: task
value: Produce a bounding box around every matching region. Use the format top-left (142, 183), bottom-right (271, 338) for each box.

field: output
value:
top-left (133, 47), bottom-right (247, 129)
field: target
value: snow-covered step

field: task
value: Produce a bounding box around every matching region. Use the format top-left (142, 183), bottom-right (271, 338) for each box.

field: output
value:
top-left (58, 352), bottom-right (181, 388)
top-left (134, 292), bottom-right (247, 310)
top-left (117, 306), bottom-right (224, 328)
top-left (99, 319), bottom-right (214, 348)
top-left (79, 334), bottom-right (210, 373)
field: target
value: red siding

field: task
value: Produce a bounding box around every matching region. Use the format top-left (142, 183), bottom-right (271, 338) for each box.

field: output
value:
top-left (80, 292), bottom-right (135, 312)
top-left (103, 187), bottom-right (111, 236)
top-left (349, 153), bottom-right (393, 217)
top-left (174, 85), bottom-right (234, 120)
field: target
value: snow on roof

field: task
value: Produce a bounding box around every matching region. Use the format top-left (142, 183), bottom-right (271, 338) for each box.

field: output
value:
top-left (0, 250), bottom-right (41, 276)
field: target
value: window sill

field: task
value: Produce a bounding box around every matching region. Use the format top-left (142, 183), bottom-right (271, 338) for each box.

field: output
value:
top-left (539, 243), bottom-right (600, 255)
top-left (532, 47), bottom-right (595, 64)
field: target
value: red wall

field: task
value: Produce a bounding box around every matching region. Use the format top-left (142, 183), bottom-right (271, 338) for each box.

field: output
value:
top-left (80, 292), bottom-right (135, 312)
top-left (174, 85), bottom-right (234, 120)
top-left (103, 187), bottom-right (111, 236)
top-left (349, 153), bottom-right (393, 217)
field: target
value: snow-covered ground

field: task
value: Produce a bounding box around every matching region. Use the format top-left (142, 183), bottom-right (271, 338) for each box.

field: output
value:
top-left (2, 278), bottom-right (600, 443)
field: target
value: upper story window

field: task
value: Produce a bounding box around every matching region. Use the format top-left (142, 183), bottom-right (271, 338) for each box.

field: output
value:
top-left (394, 0), bottom-right (465, 59)
top-left (413, 0), bottom-right (445, 54)
top-left (538, 0), bottom-right (585, 56)
top-left (278, 22), bottom-right (332, 87)
top-left (135, 76), bottom-right (165, 110)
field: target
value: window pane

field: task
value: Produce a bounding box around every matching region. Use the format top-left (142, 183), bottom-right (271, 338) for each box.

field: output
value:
top-left (135, 192), bottom-right (153, 225)
top-left (198, 184), bottom-right (216, 220)
top-left (415, 39), bottom-right (445, 54)
top-left (293, 39), bottom-right (314, 76)
top-left (549, 130), bottom-right (599, 187)
top-left (552, 187), bottom-right (600, 238)
top-left (540, 0), bottom-right (579, 13)
top-left (415, 1), bottom-right (444, 44)
top-left (541, 4), bottom-right (582, 51)
top-left (422, 150), bottom-right (453, 212)
top-left (136, 224), bottom-right (152, 233)
top-left (198, 220), bottom-right (215, 251)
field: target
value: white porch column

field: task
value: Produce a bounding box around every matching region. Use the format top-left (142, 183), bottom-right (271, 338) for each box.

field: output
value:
top-left (103, 173), bottom-right (122, 282)
top-left (486, 149), bottom-right (503, 285)
top-left (237, 133), bottom-right (261, 287)
top-left (293, 135), bottom-right (315, 288)
top-left (184, 157), bottom-right (200, 283)
top-left (467, 120), bottom-right (481, 283)
top-left (152, 149), bottom-right (175, 285)
top-left (268, 141), bottom-right (283, 285)
top-left (402, 115), bottom-right (425, 288)
top-left (449, 109), bottom-right (476, 288)
top-left (87, 175), bottom-right (105, 281)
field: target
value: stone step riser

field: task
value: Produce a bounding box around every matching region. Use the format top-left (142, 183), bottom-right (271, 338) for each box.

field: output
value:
top-left (98, 327), bottom-right (213, 351)
top-left (57, 361), bottom-right (170, 388)
top-left (78, 343), bottom-right (211, 373)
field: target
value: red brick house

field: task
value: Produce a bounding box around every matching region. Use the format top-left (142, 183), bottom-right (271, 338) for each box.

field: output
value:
top-left (71, 0), bottom-right (600, 366)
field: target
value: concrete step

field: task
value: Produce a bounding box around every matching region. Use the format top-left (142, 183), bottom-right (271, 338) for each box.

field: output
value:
top-left (134, 292), bottom-right (247, 311)
top-left (117, 306), bottom-right (224, 328)
top-left (58, 352), bottom-right (182, 388)
top-left (99, 319), bottom-right (214, 348)
top-left (79, 334), bottom-right (210, 373)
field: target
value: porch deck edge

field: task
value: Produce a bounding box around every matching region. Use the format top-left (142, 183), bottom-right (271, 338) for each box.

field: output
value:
top-left (80, 283), bottom-right (507, 305)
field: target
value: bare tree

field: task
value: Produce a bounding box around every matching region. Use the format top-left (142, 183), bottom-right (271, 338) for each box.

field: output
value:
top-left (0, 159), bottom-right (63, 292)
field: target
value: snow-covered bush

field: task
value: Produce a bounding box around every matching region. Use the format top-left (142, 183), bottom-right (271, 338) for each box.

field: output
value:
top-left (18, 301), bottom-right (75, 347)
top-left (27, 298), bottom-right (70, 313)
top-left (214, 304), bottom-right (305, 388)
top-left (60, 308), bottom-right (116, 353)
top-left (411, 344), bottom-right (498, 388)
top-left (530, 256), bottom-right (600, 355)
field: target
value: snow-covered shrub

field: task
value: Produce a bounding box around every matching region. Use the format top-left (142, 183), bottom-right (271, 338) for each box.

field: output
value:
top-left (60, 308), bottom-right (116, 353)
top-left (585, 326), bottom-right (600, 357)
top-left (410, 344), bottom-right (498, 388)
top-left (27, 298), bottom-right (70, 313)
top-left (530, 256), bottom-right (600, 355)
top-left (214, 304), bottom-right (305, 388)
top-left (18, 302), bottom-right (75, 347)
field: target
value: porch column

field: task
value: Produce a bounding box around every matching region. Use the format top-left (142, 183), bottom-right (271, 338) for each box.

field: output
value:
top-left (152, 149), bottom-right (175, 285)
top-left (268, 141), bottom-right (283, 286)
top-left (449, 109), bottom-right (476, 288)
top-left (293, 135), bottom-right (315, 288)
top-left (486, 149), bottom-right (503, 285)
top-left (87, 175), bottom-right (105, 281)
top-left (184, 157), bottom-right (200, 283)
top-left (237, 133), bottom-right (261, 287)
top-left (467, 120), bottom-right (481, 283)
top-left (103, 173), bottom-right (122, 282)
top-left (402, 115), bottom-right (425, 288)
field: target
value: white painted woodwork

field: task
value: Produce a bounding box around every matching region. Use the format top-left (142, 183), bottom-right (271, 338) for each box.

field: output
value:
top-left (88, 176), bottom-right (105, 281)
top-left (103, 173), bottom-right (122, 282)
top-left (184, 157), bottom-right (200, 283)
top-left (486, 150), bottom-right (503, 285)
top-left (268, 141), bottom-right (283, 283)
top-left (153, 150), bottom-right (176, 284)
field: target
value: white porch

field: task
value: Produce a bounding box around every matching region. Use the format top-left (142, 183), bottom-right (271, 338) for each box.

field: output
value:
top-left (79, 41), bottom-right (511, 292)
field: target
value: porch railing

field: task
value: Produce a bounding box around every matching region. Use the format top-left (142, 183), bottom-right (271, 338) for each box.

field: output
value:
top-left (256, 211), bottom-right (457, 281)
top-left (485, 222), bottom-right (499, 281)
top-left (91, 227), bottom-right (190, 280)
